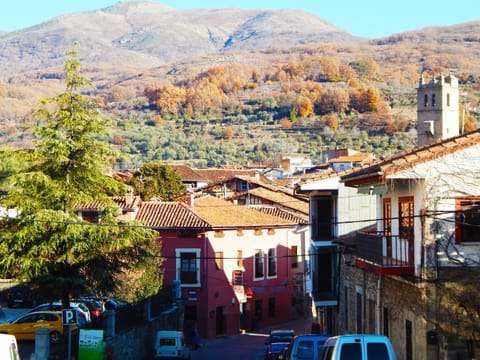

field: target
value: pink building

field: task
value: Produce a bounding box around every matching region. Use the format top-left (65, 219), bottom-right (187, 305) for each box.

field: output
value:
top-left (136, 195), bottom-right (304, 340)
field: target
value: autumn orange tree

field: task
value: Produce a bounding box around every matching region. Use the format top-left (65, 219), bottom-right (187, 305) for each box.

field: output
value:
top-left (351, 86), bottom-right (381, 113)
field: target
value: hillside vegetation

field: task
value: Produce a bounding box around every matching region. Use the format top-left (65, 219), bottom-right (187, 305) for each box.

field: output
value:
top-left (0, 1), bottom-right (479, 168)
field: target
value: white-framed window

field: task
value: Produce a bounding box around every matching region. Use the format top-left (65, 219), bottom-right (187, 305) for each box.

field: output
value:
top-left (176, 248), bottom-right (201, 287)
top-left (267, 247), bottom-right (277, 278)
top-left (254, 249), bottom-right (264, 279)
top-left (290, 245), bottom-right (298, 268)
top-left (215, 251), bottom-right (224, 270)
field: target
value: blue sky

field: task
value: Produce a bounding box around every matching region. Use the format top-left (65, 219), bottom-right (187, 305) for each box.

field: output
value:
top-left (1, 0), bottom-right (479, 38)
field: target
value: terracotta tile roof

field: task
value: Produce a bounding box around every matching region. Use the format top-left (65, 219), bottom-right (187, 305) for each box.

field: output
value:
top-left (169, 164), bottom-right (264, 185)
top-left (247, 205), bottom-right (309, 224)
top-left (295, 167), bottom-right (364, 187)
top-left (245, 159), bottom-right (275, 168)
top-left (188, 196), bottom-right (295, 228)
top-left (341, 129), bottom-right (480, 184)
top-left (135, 196), bottom-right (296, 229)
top-left (194, 169), bottom-right (259, 183)
top-left (75, 196), bottom-right (141, 211)
top-left (135, 201), bottom-right (210, 229)
top-left (233, 174), bottom-right (278, 190)
top-left (328, 154), bottom-right (375, 163)
top-left (169, 164), bottom-right (209, 182)
top-left (188, 173), bottom-right (277, 196)
top-left (246, 187), bottom-right (309, 215)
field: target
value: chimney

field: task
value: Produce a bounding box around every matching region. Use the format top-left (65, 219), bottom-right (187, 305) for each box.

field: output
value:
top-left (186, 193), bottom-right (195, 207)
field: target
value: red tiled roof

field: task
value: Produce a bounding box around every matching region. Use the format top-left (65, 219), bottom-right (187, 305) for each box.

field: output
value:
top-left (135, 196), bottom-right (296, 229)
top-left (187, 196), bottom-right (295, 228)
top-left (246, 187), bottom-right (309, 215)
top-left (169, 164), bottom-right (209, 182)
top-left (328, 154), bottom-right (375, 163)
top-left (247, 205), bottom-right (309, 224)
top-left (194, 169), bottom-right (259, 183)
top-left (342, 129), bottom-right (480, 185)
top-left (169, 164), bottom-right (264, 185)
top-left (135, 202), bottom-right (210, 229)
top-left (295, 167), bottom-right (364, 188)
top-left (75, 196), bottom-right (141, 211)
top-left (233, 174), bottom-right (277, 190)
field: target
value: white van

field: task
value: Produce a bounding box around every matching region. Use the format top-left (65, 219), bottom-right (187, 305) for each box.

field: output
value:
top-left (154, 330), bottom-right (190, 360)
top-left (320, 334), bottom-right (397, 360)
top-left (0, 334), bottom-right (21, 360)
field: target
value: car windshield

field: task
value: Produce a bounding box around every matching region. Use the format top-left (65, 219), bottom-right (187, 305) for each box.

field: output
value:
top-left (271, 334), bottom-right (293, 343)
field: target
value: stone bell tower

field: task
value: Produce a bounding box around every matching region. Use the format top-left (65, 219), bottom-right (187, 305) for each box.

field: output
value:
top-left (417, 73), bottom-right (459, 146)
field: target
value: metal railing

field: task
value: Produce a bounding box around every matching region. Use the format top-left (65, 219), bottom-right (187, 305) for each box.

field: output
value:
top-left (356, 231), bottom-right (414, 267)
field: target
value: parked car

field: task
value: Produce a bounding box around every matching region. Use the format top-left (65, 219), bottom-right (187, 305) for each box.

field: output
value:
top-left (265, 341), bottom-right (292, 360)
top-left (75, 299), bottom-right (104, 320)
top-left (279, 334), bottom-right (329, 360)
top-left (154, 330), bottom-right (190, 360)
top-left (265, 330), bottom-right (295, 360)
top-left (0, 311), bottom-right (72, 343)
top-left (319, 334), bottom-right (397, 360)
top-left (6, 285), bottom-right (36, 308)
top-left (104, 297), bottom-right (129, 310)
top-left (0, 334), bottom-right (21, 359)
top-left (27, 302), bottom-right (91, 326)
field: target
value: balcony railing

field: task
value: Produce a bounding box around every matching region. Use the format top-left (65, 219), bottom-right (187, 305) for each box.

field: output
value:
top-left (354, 231), bottom-right (414, 275)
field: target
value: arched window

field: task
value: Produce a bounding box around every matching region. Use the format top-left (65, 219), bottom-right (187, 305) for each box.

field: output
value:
top-left (424, 94), bottom-right (428, 107)
top-left (432, 94), bottom-right (436, 107)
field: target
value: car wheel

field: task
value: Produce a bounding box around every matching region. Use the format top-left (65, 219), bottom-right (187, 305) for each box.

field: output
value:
top-left (50, 331), bottom-right (61, 344)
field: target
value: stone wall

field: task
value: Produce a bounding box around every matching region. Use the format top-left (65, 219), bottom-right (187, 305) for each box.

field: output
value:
top-left (337, 263), bottom-right (480, 360)
top-left (106, 306), bottom-right (183, 360)
top-left (338, 264), bottom-right (428, 360)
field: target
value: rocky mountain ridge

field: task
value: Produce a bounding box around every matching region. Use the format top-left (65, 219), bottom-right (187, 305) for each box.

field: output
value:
top-left (0, 1), bottom-right (360, 80)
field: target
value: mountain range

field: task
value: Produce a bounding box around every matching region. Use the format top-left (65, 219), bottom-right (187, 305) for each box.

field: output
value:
top-left (0, 0), bottom-right (479, 162)
top-left (1, 1), bottom-right (479, 83)
top-left (0, 1), bottom-right (362, 80)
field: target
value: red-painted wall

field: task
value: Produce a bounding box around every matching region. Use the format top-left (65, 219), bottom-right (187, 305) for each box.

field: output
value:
top-left (158, 228), bottom-right (294, 340)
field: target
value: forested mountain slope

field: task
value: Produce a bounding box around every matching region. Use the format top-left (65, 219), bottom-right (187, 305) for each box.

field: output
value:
top-left (0, 1), bottom-right (479, 168)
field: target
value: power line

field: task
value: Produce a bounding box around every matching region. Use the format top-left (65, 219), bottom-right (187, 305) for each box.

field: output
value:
top-left (1, 207), bottom-right (477, 228)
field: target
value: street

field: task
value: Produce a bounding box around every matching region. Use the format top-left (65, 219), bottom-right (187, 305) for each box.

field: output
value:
top-left (2, 303), bottom-right (315, 360)
top-left (192, 332), bottom-right (268, 360)
top-left (191, 317), bottom-right (315, 360)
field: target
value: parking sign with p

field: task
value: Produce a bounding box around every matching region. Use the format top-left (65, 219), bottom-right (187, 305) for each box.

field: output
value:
top-left (62, 309), bottom-right (78, 325)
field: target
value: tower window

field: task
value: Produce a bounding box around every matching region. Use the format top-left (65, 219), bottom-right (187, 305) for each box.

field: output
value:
top-left (424, 94), bottom-right (428, 107)
top-left (447, 93), bottom-right (450, 107)
top-left (431, 94), bottom-right (436, 107)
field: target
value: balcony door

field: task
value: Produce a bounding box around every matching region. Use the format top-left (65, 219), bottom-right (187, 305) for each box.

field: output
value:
top-left (398, 197), bottom-right (414, 263)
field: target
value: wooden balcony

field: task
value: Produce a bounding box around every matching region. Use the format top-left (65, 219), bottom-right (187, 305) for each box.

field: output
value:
top-left (354, 231), bottom-right (414, 275)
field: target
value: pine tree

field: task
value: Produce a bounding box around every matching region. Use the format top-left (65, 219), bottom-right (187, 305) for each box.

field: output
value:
top-left (0, 43), bottom-right (161, 306)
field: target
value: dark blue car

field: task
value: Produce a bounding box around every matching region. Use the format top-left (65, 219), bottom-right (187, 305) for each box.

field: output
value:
top-left (265, 330), bottom-right (295, 360)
